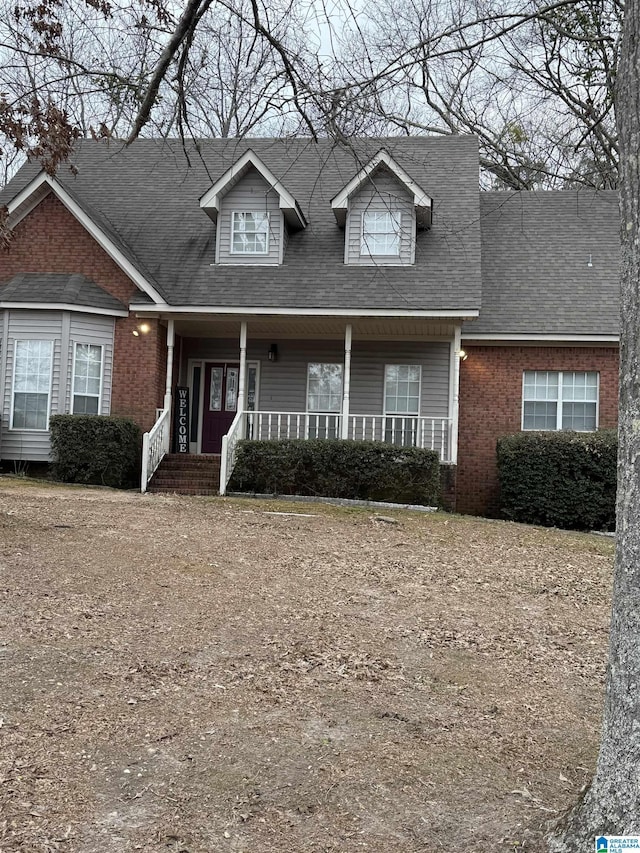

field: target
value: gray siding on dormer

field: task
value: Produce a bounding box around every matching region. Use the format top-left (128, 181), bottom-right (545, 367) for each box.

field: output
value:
top-left (345, 172), bottom-right (415, 266)
top-left (217, 170), bottom-right (283, 265)
top-left (0, 309), bottom-right (116, 462)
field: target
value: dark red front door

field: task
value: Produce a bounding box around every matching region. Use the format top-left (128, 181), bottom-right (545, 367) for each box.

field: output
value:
top-left (202, 363), bottom-right (239, 453)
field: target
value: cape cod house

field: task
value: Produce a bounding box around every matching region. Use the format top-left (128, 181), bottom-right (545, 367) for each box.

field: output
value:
top-left (0, 137), bottom-right (620, 515)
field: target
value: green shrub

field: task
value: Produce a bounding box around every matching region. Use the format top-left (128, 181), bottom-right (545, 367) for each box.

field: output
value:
top-left (497, 430), bottom-right (617, 530)
top-left (50, 415), bottom-right (142, 489)
top-left (228, 439), bottom-right (441, 505)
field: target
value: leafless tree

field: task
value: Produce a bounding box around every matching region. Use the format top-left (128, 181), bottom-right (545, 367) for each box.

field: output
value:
top-left (0, 0), bottom-right (319, 173)
top-left (335, 0), bottom-right (621, 188)
top-left (0, 0), bottom-right (623, 186)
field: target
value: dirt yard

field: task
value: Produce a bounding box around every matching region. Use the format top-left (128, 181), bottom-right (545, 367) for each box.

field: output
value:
top-left (0, 478), bottom-right (613, 852)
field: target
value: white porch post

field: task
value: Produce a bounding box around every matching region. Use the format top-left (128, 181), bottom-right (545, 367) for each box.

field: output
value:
top-left (163, 319), bottom-right (175, 412)
top-left (341, 323), bottom-right (352, 439)
top-left (449, 326), bottom-right (462, 465)
top-left (238, 321), bottom-right (247, 438)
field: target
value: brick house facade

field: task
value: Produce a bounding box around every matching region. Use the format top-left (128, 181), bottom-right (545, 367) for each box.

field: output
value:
top-left (0, 138), bottom-right (621, 515)
top-left (2, 195), bottom-right (167, 432)
top-left (457, 346), bottom-right (619, 516)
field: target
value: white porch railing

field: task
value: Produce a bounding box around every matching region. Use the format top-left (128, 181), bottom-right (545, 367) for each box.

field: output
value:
top-left (219, 409), bottom-right (245, 496)
top-left (240, 411), bottom-right (453, 460)
top-left (141, 407), bottom-right (171, 493)
top-left (346, 414), bottom-right (452, 460)
top-left (246, 411), bottom-right (342, 442)
top-left (220, 411), bottom-right (453, 494)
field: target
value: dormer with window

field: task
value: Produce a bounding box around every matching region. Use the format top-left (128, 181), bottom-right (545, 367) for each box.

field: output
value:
top-left (200, 150), bottom-right (306, 265)
top-left (331, 150), bottom-right (432, 266)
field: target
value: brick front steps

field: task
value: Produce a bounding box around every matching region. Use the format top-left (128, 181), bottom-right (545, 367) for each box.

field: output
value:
top-left (147, 454), bottom-right (221, 496)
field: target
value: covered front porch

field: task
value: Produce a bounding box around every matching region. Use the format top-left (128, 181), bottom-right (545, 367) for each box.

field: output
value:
top-left (141, 314), bottom-right (466, 495)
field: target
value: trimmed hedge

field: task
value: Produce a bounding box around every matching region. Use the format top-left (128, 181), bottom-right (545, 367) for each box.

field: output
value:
top-left (50, 415), bottom-right (142, 489)
top-left (497, 430), bottom-right (617, 531)
top-left (228, 439), bottom-right (441, 505)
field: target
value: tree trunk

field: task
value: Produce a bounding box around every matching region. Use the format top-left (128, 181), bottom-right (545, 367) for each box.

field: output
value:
top-left (548, 1), bottom-right (640, 848)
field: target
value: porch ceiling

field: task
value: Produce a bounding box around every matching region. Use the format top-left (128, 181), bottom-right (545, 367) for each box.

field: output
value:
top-left (166, 316), bottom-right (458, 341)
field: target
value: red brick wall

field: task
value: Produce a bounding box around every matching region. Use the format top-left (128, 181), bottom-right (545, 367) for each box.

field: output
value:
top-left (112, 317), bottom-right (166, 432)
top-left (457, 345), bottom-right (619, 517)
top-left (1, 194), bottom-right (166, 432)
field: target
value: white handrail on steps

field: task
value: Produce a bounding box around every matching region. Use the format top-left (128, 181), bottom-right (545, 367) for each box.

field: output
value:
top-left (220, 409), bottom-right (244, 496)
top-left (141, 407), bottom-right (171, 493)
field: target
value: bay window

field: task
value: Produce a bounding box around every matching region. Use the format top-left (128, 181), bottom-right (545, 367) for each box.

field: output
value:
top-left (72, 343), bottom-right (103, 414)
top-left (12, 340), bottom-right (53, 429)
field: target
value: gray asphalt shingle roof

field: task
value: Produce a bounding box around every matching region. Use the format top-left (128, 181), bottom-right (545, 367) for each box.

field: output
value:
top-left (0, 273), bottom-right (127, 312)
top-left (0, 138), bottom-right (622, 337)
top-left (464, 190), bottom-right (620, 337)
top-left (1, 136), bottom-right (483, 313)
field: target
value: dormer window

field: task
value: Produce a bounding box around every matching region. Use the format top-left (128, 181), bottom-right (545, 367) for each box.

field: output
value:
top-left (362, 211), bottom-right (401, 256)
top-left (331, 149), bottom-right (432, 267)
top-left (200, 149), bottom-right (307, 265)
top-left (232, 212), bottom-right (269, 255)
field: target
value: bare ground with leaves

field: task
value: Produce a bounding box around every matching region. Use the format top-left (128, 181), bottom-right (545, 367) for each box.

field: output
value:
top-left (0, 478), bottom-right (613, 852)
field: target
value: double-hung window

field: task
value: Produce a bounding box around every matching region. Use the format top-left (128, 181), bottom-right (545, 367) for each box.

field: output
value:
top-left (12, 340), bottom-right (53, 430)
top-left (307, 363), bottom-right (343, 412)
top-left (384, 364), bottom-right (421, 445)
top-left (361, 211), bottom-right (401, 256)
top-left (231, 211), bottom-right (269, 255)
top-left (522, 371), bottom-right (598, 431)
top-left (307, 363), bottom-right (342, 439)
top-left (72, 343), bottom-right (103, 414)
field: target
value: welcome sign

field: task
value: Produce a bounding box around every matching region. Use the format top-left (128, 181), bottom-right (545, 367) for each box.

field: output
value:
top-left (174, 387), bottom-right (190, 453)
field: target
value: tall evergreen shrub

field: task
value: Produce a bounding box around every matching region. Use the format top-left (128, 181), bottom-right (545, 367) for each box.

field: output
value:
top-left (50, 415), bottom-right (141, 488)
top-left (497, 430), bottom-right (617, 530)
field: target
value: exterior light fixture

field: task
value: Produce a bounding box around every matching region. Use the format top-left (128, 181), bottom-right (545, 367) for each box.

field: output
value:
top-left (132, 322), bottom-right (151, 337)
top-left (458, 349), bottom-right (468, 361)
top-left (587, 254), bottom-right (593, 267)
top-left (268, 343), bottom-right (278, 362)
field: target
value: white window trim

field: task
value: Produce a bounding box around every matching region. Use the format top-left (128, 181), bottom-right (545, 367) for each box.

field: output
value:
top-left (10, 339), bottom-right (54, 431)
top-left (521, 370), bottom-right (600, 431)
top-left (383, 364), bottom-right (422, 416)
top-left (230, 211), bottom-right (270, 255)
top-left (360, 210), bottom-right (402, 257)
top-left (306, 362), bottom-right (343, 413)
top-left (71, 342), bottom-right (104, 415)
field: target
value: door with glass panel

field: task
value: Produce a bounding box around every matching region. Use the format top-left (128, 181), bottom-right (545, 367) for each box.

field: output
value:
top-left (201, 363), bottom-right (240, 453)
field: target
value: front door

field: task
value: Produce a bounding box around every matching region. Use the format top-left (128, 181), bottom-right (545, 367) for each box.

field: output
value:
top-left (202, 363), bottom-right (239, 453)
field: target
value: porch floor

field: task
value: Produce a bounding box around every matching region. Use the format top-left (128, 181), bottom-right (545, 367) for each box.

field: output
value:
top-left (147, 454), bottom-right (221, 496)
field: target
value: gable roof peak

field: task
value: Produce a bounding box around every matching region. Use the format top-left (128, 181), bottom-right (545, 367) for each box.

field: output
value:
top-left (199, 148), bottom-right (307, 230)
top-left (3, 170), bottom-right (164, 304)
top-left (330, 148), bottom-right (433, 229)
